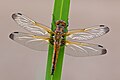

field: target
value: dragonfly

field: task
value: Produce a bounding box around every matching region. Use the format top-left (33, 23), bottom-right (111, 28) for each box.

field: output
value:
top-left (9, 13), bottom-right (109, 75)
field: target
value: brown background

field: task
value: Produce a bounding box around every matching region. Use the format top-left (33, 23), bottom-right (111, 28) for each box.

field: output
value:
top-left (0, 0), bottom-right (119, 80)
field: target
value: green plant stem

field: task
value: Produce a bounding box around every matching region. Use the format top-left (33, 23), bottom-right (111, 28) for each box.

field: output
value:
top-left (45, 0), bottom-right (70, 80)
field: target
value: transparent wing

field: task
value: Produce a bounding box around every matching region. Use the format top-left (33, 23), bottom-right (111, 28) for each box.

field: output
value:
top-left (66, 25), bottom-right (109, 41)
top-left (9, 32), bottom-right (50, 51)
top-left (65, 41), bottom-right (107, 57)
top-left (12, 13), bottom-right (53, 36)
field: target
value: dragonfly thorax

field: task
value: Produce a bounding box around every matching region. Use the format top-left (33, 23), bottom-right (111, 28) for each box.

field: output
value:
top-left (51, 20), bottom-right (66, 45)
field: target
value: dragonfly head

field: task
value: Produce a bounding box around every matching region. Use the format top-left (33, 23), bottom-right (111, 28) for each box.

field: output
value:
top-left (55, 20), bottom-right (66, 28)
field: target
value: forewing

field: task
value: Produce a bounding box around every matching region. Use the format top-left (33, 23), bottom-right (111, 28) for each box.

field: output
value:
top-left (67, 25), bottom-right (109, 41)
top-left (12, 13), bottom-right (53, 36)
top-left (9, 32), bottom-right (49, 51)
top-left (65, 41), bottom-right (107, 57)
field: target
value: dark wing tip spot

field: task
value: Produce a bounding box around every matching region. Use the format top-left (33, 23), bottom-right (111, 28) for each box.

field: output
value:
top-left (17, 13), bottom-right (22, 15)
top-left (100, 25), bottom-right (105, 27)
top-left (9, 33), bottom-right (14, 40)
top-left (98, 45), bottom-right (103, 48)
top-left (12, 14), bottom-right (17, 19)
top-left (99, 25), bottom-right (110, 33)
top-left (98, 45), bottom-right (107, 55)
top-left (12, 13), bottom-right (22, 19)
top-left (102, 49), bottom-right (107, 54)
top-left (105, 27), bottom-right (110, 33)
top-left (14, 32), bottom-right (19, 33)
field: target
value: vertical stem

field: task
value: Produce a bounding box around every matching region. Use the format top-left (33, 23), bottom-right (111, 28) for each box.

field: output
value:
top-left (45, 0), bottom-right (70, 80)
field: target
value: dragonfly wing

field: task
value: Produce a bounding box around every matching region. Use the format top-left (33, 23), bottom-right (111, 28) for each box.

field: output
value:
top-left (67, 25), bottom-right (109, 41)
top-left (12, 13), bottom-right (53, 36)
top-left (9, 32), bottom-right (49, 51)
top-left (65, 41), bottom-right (107, 57)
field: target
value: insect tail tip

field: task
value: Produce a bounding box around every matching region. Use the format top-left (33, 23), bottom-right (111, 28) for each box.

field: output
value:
top-left (51, 67), bottom-right (55, 75)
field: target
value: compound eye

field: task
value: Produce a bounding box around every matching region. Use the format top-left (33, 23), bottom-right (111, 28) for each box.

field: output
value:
top-left (61, 22), bottom-right (66, 26)
top-left (55, 20), bottom-right (66, 27)
top-left (56, 21), bottom-right (60, 25)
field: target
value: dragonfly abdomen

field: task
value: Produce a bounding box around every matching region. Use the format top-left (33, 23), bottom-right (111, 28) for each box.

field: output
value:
top-left (51, 41), bottom-right (60, 75)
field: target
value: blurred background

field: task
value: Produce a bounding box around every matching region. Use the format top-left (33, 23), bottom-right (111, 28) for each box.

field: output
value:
top-left (0, 0), bottom-right (119, 80)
